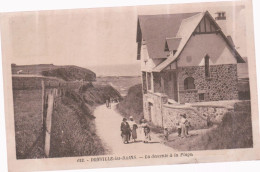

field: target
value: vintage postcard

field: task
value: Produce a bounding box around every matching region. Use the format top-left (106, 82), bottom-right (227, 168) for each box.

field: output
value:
top-left (1, 0), bottom-right (260, 171)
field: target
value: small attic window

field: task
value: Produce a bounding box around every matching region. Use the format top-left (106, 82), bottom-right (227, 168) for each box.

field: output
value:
top-left (164, 42), bottom-right (169, 51)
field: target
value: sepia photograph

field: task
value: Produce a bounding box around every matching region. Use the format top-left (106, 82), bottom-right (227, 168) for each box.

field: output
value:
top-left (0, 0), bottom-right (260, 171)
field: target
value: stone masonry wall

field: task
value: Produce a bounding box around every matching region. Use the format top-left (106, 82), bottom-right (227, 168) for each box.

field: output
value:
top-left (178, 64), bottom-right (238, 104)
top-left (143, 92), bottom-right (166, 126)
top-left (161, 104), bottom-right (231, 130)
top-left (162, 105), bottom-right (207, 130)
top-left (143, 92), bottom-right (232, 130)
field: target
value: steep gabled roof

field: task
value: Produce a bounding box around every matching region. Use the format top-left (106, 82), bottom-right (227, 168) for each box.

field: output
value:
top-left (153, 12), bottom-right (205, 72)
top-left (137, 12), bottom-right (200, 59)
top-left (152, 11), bottom-right (245, 72)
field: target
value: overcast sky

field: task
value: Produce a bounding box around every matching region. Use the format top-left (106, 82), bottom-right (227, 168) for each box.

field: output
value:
top-left (1, 1), bottom-right (246, 75)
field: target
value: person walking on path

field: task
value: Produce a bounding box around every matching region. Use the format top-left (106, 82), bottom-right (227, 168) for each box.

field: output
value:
top-left (141, 119), bottom-right (151, 143)
top-left (207, 115), bottom-right (212, 128)
top-left (132, 123), bottom-right (138, 142)
top-left (108, 98), bottom-right (111, 109)
top-left (180, 114), bottom-right (188, 138)
top-left (128, 116), bottom-right (138, 142)
top-left (138, 119), bottom-right (145, 141)
top-left (176, 122), bottom-right (182, 137)
top-left (163, 127), bottom-right (169, 142)
top-left (185, 120), bottom-right (191, 136)
top-left (106, 99), bottom-right (109, 108)
top-left (120, 118), bottom-right (131, 144)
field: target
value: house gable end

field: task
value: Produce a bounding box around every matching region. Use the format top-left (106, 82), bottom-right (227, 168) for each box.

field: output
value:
top-left (153, 11), bottom-right (245, 72)
top-left (194, 14), bottom-right (219, 34)
top-left (177, 32), bottom-right (239, 67)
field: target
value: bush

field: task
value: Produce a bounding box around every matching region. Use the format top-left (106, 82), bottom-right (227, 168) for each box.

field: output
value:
top-left (204, 110), bottom-right (253, 149)
top-left (234, 101), bottom-right (251, 112)
top-left (80, 84), bottom-right (122, 105)
top-left (116, 84), bottom-right (144, 122)
top-left (191, 108), bottom-right (253, 150)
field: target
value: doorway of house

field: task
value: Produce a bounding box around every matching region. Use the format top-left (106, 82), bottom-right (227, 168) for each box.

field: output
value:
top-left (148, 102), bottom-right (153, 122)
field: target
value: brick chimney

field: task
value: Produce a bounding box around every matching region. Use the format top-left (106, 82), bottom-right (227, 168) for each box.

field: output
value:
top-left (215, 11), bottom-right (227, 35)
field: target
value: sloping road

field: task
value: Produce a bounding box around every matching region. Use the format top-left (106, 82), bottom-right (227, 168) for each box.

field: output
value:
top-left (94, 103), bottom-right (174, 155)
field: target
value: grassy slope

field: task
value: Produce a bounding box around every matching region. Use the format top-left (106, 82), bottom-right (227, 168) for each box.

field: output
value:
top-left (116, 84), bottom-right (144, 122)
top-left (13, 77), bottom-right (122, 158)
top-left (13, 90), bottom-right (44, 159)
top-left (50, 89), bottom-right (106, 157)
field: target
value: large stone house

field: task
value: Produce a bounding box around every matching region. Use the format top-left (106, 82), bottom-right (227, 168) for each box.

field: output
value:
top-left (136, 11), bottom-right (245, 128)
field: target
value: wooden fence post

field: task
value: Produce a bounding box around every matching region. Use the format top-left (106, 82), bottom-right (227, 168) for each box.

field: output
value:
top-left (44, 91), bottom-right (54, 157)
top-left (41, 81), bottom-right (45, 128)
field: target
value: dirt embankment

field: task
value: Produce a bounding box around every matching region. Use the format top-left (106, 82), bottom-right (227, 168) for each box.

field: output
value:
top-left (50, 89), bottom-right (105, 157)
top-left (49, 84), bottom-right (121, 157)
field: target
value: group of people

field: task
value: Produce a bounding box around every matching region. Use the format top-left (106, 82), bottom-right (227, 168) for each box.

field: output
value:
top-left (106, 97), bottom-right (120, 109)
top-left (120, 113), bottom-right (191, 144)
top-left (161, 113), bottom-right (192, 141)
top-left (120, 116), bottom-right (151, 144)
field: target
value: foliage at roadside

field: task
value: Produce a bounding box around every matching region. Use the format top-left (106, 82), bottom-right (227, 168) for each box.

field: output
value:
top-left (116, 84), bottom-right (144, 123)
top-left (80, 83), bottom-right (122, 106)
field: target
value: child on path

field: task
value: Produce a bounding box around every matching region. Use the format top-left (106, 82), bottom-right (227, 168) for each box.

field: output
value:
top-left (176, 122), bottom-right (181, 137)
top-left (141, 119), bottom-right (151, 143)
top-left (185, 120), bottom-right (191, 136)
top-left (163, 127), bottom-right (169, 142)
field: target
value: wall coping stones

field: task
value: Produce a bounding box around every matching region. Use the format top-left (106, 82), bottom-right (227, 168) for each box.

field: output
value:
top-left (147, 91), bottom-right (167, 98)
top-left (179, 89), bottom-right (198, 93)
top-left (163, 104), bottom-right (207, 121)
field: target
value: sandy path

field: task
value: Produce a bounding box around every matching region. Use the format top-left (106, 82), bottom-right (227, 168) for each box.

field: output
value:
top-left (94, 103), bottom-right (174, 155)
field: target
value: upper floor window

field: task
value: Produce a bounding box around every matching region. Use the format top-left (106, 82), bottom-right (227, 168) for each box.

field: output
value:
top-left (205, 55), bottom-right (210, 78)
top-left (147, 72), bottom-right (152, 90)
top-left (142, 72), bottom-right (147, 94)
top-left (184, 77), bottom-right (195, 90)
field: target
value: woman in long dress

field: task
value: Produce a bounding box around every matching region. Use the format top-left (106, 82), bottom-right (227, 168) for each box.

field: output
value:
top-left (132, 124), bottom-right (138, 142)
top-left (139, 119), bottom-right (145, 141)
top-left (128, 116), bottom-right (137, 142)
